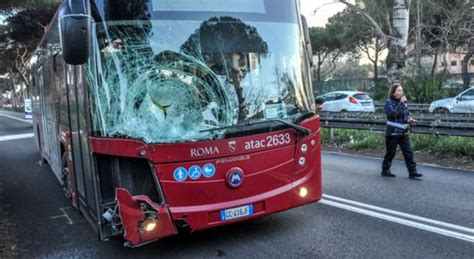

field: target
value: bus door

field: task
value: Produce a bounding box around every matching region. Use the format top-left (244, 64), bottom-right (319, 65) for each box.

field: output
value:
top-left (38, 63), bottom-right (61, 179)
top-left (66, 64), bottom-right (99, 221)
top-left (37, 65), bottom-right (47, 158)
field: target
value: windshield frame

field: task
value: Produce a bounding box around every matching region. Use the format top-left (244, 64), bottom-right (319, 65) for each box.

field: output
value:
top-left (91, 0), bottom-right (298, 24)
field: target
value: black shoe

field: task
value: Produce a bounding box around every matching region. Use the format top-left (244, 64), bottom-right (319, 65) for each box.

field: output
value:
top-left (381, 170), bottom-right (396, 177)
top-left (409, 171), bottom-right (423, 179)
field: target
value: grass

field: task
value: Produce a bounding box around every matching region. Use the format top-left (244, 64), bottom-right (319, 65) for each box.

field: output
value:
top-left (321, 128), bottom-right (474, 158)
top-left (0, 107), bottom-right (23, 112)
top-left (411, 134), bottom-right (474, 157)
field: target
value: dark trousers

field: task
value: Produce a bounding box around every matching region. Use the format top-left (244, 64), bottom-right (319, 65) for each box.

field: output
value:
top-left (382, 135), bottom-right (417, 173)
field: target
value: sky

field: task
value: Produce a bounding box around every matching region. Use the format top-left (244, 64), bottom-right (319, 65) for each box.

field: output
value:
top-left (300, 0), bottom-right (346, 27)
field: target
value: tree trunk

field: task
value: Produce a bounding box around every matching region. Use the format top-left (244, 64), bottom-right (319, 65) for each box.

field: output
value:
top-left (386, 0), bottom-right (410, 83)
top-left (8, 72), bottom-right (20, 108)
top-left (461, 50), bottom-right (472, 90)
top-left (373, 38), bottom-right (379, 80)
top-left (15, 47), bottom-right (31, 98)
top-left (442, 53), bottom-right (448, 72)
top-left (415, 0), bottom-right (422, 77)
top-left (431, 51), bottom-right (438, 77)
top-left (317, 54), bottom-right (322, 82)
top-left (13, 65), bottom-right (30, 98)
top-left (373, 59), bottom-right (378, 81)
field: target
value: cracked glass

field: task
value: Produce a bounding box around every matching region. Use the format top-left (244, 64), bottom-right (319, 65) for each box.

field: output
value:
top-left (87, 0), bottom-right (314, 143)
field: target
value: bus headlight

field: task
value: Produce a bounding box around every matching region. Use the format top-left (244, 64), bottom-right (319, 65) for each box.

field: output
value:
top-left (140, 216), bottom-right (157, 232)
top-left (299, 187), bottom-right (308, 198)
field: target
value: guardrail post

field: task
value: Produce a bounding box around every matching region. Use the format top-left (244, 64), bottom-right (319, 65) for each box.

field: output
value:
top-left (329, 127), bottom-right (334, 142)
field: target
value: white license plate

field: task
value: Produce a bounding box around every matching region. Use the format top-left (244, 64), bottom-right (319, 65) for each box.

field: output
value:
top-left (220, 204), bottom-right (253, 221)
top-left (362, 102), bottom-right (372, 106)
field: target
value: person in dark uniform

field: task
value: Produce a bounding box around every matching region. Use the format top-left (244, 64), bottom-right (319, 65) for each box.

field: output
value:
top-left (381, 83), bottom-right (423, 179)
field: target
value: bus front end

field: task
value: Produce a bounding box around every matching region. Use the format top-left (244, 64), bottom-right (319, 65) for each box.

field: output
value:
top-left (81, 0), bottom-right (321, 247)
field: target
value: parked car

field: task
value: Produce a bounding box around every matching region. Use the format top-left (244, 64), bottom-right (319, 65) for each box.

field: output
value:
top-left (429, 87), bottom-right (474, 113)
top-left (315, 91), bottom-right (375, 112)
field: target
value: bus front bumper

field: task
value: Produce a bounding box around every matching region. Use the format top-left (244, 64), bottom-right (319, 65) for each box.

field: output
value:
top-left (167, 172), bottom-right (321, 232)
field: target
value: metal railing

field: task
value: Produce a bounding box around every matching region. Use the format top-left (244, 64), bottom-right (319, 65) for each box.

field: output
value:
top-left (318, 111), bottom-right (474, 137)
top-left (374, 102), bottom-right (430, 113)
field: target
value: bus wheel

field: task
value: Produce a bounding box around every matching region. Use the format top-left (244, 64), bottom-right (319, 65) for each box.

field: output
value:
top-left (37, 127), bottom-right (48, 164)
top-left (61, 153), bottom-right (72, 199)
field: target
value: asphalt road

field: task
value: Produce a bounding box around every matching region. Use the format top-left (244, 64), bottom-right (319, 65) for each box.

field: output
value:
top-left (1, 110), bottom-right (473, 258)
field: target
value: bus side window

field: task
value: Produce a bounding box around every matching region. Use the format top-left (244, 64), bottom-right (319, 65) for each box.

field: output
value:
top-left (54, 55), bottom-right (67, 125)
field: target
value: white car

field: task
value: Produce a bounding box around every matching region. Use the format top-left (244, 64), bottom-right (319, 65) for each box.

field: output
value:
top-left (429, 87), bottom-right (474, 113)
top-left (315, 91), bottom-right (375, 112)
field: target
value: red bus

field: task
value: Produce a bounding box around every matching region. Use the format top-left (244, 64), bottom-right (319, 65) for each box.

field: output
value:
top-left (30, 0), bottom-right (321, 247)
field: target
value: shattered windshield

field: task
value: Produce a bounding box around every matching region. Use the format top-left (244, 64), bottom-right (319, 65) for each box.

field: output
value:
top-left (87, 0), bottom-right (314, 143)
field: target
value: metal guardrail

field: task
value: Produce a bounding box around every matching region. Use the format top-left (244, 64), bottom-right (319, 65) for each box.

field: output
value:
top-left (374, 102), bottom-right (430, 113)
top-left (318, 111), bottom-right (474, 137)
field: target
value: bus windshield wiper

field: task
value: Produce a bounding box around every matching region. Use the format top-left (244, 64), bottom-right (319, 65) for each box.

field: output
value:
top-left (200, 118), bottom-right (311, 136)
top-left (271, 118), bottom-right (311, 136)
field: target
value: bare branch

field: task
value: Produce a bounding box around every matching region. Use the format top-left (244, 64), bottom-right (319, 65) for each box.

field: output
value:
top-left (37, 21), bottom-right (48, 32)
top-left (338, 0), bottom-right (391, 45)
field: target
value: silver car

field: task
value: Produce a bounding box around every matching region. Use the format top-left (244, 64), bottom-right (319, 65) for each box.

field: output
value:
top-left (429, 87), bottom-right (474, 113)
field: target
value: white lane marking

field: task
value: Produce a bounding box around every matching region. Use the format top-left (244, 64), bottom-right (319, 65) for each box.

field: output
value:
top-left (0, 133), bottom-right (34, 142)
top-left (51, 207), bottom-right (74, 225)
top-left (323, 194), bottom-right (474, 234)
top-left (320, 199), bottom-right (474, 243)
top-left (0, 113), bottom-right (33, 124)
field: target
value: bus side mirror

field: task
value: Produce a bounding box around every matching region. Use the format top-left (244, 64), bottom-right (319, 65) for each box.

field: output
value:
top-left (59, 1), bottom-right (92, 65)
top-left (301, 15), bottom-right (313, 67)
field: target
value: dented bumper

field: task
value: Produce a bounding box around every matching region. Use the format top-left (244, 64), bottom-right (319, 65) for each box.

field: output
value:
top-left (116, 188), bottom-right (177, 247)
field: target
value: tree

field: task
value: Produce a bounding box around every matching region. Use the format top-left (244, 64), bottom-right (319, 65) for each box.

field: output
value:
top-left (0, 78), bottom-right (9, 93)
top-left (336, 0), bottom-right (411, 83)
top-left (309, 25), bottom-right (346, 82)
top-left (0, 0), bottom-right (59, 11)
top-left (386, 0), bottom-right (411, 83)
top-left (332, 58), bottom-right (372, 79)
top-left (326, 8), bottom-right (387, 80)
top-left (0, 3), bottom-right (58, 105)
top-left (334, 0), bottom-right (472, 87)
top-left (416, 0), bottom-right (473, 89)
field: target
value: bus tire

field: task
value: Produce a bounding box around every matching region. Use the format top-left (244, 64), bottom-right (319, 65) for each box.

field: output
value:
top-left (37, 126), bottom-right (48, 164)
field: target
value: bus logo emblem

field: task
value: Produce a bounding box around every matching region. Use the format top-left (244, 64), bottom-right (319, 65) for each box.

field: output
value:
top-left (228, 141), bottom-right (236, 152)
top-left (226, 168), bottom-right (244, 188)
